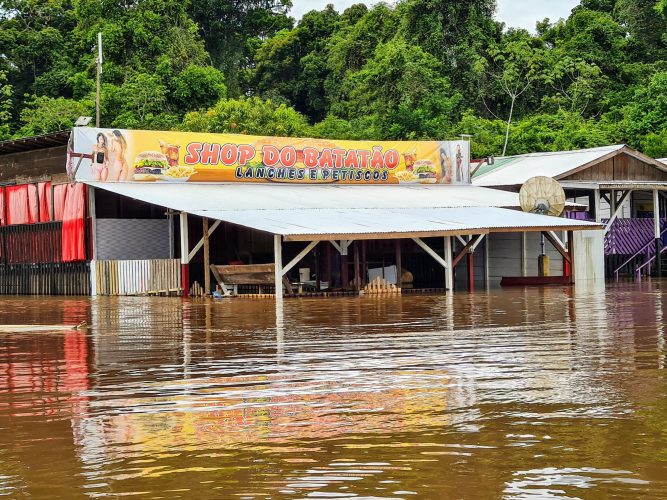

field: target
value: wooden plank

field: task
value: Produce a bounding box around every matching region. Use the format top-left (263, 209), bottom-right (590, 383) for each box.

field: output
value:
top-left (213, 263), bottom-right (277, 285)
top-left (542, 231), bottom-right (571, 263)
top-left (284, 230), bottom-right (489, 242)
top-left (452, 235), bottom-right (484, 268)
top-left (501, 276), bottom-right (571, 286)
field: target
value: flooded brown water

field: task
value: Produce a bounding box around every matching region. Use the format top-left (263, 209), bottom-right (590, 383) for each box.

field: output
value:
top-left (1, 284), bottom-right (666, 498)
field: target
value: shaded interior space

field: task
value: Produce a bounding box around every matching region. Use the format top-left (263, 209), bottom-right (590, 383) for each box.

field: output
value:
top-left (91, 188), bottom-right (586, 297)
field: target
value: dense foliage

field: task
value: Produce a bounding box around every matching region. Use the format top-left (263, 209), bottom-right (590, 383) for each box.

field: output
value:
top-left (1, 0), bottom-right (667, 157)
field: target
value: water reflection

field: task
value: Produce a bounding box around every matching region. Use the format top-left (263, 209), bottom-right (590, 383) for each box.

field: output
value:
top-left (0, 285), bottom-right (666, 497)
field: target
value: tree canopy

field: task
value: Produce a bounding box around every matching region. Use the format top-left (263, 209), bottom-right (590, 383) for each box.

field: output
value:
top-left (2, 0), bottom-right (667, 157)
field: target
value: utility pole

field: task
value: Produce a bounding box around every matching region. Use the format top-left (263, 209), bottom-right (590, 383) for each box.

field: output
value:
top-left (96, 32), bottom-right (102, 128)
top-left (460, 134), bottom-right (473, 184)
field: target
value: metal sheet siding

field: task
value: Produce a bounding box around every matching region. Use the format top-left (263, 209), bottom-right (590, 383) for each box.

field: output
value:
top-left (96, 219), bottom-right (171, 260)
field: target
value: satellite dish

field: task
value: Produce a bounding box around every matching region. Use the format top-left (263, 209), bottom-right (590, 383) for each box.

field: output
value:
top-left (519, 176), bottom-right (566, 217)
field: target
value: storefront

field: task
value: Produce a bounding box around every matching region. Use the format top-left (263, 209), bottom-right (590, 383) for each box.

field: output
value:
top-left (69, 127), bottom-right (602, 298)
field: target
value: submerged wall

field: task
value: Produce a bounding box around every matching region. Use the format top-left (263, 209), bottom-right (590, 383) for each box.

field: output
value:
top-left (573, 230), bottom-right (605, 285)
top-left (486, 232), bottom-right (565, 287)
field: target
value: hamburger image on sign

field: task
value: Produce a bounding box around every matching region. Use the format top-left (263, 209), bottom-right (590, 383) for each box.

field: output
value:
top-left (413, 160), bottom-right (438, 184)
top-left (133, 151), bottom-right (169, 181)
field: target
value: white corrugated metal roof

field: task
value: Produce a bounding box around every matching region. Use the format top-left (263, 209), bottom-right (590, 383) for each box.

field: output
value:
top-left (85, 182), bottom-right (522, 210)
top-left (85, 181), bottom-right (600, 240)
top-left (189, 207), bottom-right (598, 241)
top-left (473, 145), bottom-right (625, 187)
top-left (659, 158), bottom-right (667, 165)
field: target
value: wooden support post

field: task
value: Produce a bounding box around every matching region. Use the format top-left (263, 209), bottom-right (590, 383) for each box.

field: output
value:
top-left (467, 252), bottom-right (474, 292)
top-left (341, 253), bottom-right (349, 289)
top-left (203, 217), bottom-right (210, 295)
top-left (274, 235), bottom-right (283, 300)
top-left (314, 245), bottom-right (320, 291)
top-left (180, 212), bottom-right (189, 298)
top-left (353, 241), bottom-right (360, 291)
top-left (324, 243), bottom-right (332, 287)
top-left (655, 189), bottom-right (662, 278)
top-left (395, 240), bottom-right (402, 288)
top-left (362, 241), bottom-right (367, 287)
top-left (593, 189), bottom-right (601, 223)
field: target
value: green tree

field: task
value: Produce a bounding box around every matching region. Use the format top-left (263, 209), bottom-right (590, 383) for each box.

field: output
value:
top-left (643, 130), bottom-right (667, 158)
top-left (187, 0), bottom-right (293, 95)
top-left (615, 0), bottom-right (667, 62)
top-left (334, 40), bottom-right (461, 140)
top-left (172, 64), bottom-right (227, 111)
top-left (396, 0), bottom-right (500, 104)
top-left (181, 96), bottom-right (310, 137)
top-left (541, 53), bottom-right (604, 115)
top-left (481, 31), bottom-right (545, 155)
top-left (17, 95), bottom-right (92, 136)
top-left (253, 5), bottom-right (339, 121)
top-left (0, 71), bottom-right (13, 139)
top-left (622, 72), bottom-right (667, 147)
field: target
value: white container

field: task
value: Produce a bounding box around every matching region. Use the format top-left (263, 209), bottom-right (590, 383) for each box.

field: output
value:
top-left (299, 268), bottom-right (311, 282)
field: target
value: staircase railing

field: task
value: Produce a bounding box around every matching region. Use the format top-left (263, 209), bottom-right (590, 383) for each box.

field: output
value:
top-left (613, 225), bottom-right (667, 280)
top-left (633, 245), bottom-right (667, 281)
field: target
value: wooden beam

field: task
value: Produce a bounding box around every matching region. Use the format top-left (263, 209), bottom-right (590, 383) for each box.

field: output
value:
top-left (604, 190), bottom-right (631, 235)
top-left (282, 240), bottom-right (318, 276)
top-left (452, 234), bottom-right (484, 268)
top-left (329, 240), bottom-right (353, 255)
top-left (395, 240), bottom-right (402, 288)
top-left (412, 237), bottom-right (449, 270)
top-left (188, 219), bottom-right (221, 262)
top-left (361, 241), bottom-right (367, 287)
top-left (354, 241), bottom-right (360, 291)
top-left (542, 231), bottom-right (571, 263)
top-left (209, 265), bottom-right (232, 296)
top-left (285, 230), bottom-right (488, 242)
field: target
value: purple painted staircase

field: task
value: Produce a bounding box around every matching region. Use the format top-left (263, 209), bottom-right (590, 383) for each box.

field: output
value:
top-left (606, 218), bottom-right (667, 280)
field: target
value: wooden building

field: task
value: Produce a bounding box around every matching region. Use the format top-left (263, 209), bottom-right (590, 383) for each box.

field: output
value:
top-left (474, 145), bottom-right (667, 279)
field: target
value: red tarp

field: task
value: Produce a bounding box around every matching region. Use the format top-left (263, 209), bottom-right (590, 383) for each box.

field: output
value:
top-left (61, 183), bottom-right (86, 262)
top-left (6, 185), bottom-right (29, 225)
top-left (27, 184), bottom-right (39, 224)
top-left (38, 182), bottom-right (52, 222)
top-left (0, 187), bottom-right (5, 226)
top-left (53, 184), bottom-right (68, 221)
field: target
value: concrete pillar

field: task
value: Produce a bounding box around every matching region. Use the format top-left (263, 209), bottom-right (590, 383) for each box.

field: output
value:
top-left (203, 217), bottom-right (210, 295)
top-left (274, 234), bottom-right (283, 300)
top-left (444, 236), bottom-right (453, 292)
top-left (180, 212), bottom-right (189, 298)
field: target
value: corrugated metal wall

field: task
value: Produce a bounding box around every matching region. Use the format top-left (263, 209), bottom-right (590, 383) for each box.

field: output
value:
top-left (96, 219), bottom-right (171, 260)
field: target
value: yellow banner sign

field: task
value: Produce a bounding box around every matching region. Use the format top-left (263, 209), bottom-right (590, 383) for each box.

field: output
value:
top-left (72, 128), bottom-right (471, 185)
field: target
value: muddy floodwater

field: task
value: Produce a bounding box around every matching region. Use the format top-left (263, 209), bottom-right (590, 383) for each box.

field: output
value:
top-left (1, 284), bottom-right (667, 498)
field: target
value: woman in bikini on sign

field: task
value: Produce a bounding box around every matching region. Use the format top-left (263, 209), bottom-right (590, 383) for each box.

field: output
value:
top-left (107, 130), bottom-right (129, 181)
top-left (91, 133), bottom-right (108, 181)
